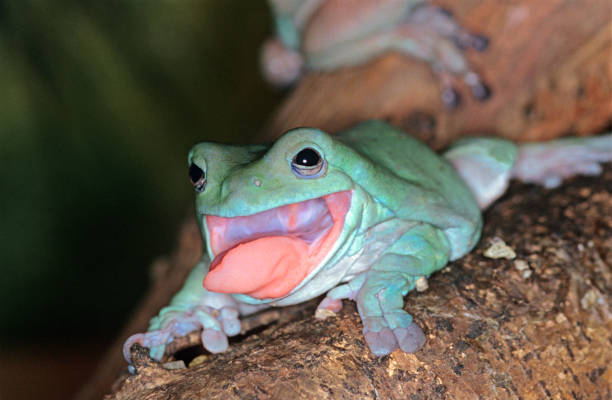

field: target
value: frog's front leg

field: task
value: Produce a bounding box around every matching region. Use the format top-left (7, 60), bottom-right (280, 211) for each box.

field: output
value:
top-left (353, 224), bottom-right (450, 356)
top-left (357, 265), bottom-right (427, 355)
top-left (314, 264), bottom-right (426, 356)
top-left (123, 259), bottom-right (243, 363)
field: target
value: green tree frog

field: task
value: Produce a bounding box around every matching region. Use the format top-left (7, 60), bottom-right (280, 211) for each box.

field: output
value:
top-left (124, 121), bottom-right (611, 363)
top-left (261, 0), bottom-right (491, 107)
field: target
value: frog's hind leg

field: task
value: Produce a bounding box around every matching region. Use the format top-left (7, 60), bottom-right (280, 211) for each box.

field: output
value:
top-left (444, 137), bottom-right (519, 209)
top-left (512, 134), bottom-right (612, 188)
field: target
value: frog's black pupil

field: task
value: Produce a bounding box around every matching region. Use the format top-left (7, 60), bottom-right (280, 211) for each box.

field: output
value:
top-left (189, 163), bottom-right (204, 183)
top-left (295, 148), bottom-right (320, 166)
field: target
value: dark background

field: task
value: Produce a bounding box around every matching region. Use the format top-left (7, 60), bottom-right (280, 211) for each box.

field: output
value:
top-left (0, 1), bottom-right (280, 398)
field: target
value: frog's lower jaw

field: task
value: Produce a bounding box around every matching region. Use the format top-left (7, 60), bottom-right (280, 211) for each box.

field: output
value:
top-left (202, 190), bottom-right (352, 299)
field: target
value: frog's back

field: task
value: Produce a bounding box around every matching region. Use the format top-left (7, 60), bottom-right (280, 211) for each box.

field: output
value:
top-left (335, 120), bottom-right (482, 259)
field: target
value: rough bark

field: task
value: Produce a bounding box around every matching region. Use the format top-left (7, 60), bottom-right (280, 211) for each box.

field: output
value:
top-left (264, 0), bottom-right (612, 148)
top-left (98, 165), bottom-right (611, 400)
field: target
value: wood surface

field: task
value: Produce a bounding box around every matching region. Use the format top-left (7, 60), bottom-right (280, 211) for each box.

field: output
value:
top-left (78, 0), bottom-right (612, 398)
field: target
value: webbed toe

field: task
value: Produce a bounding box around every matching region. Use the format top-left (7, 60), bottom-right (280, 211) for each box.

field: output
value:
top-left (363, 327), bottom-right (399, 356)
top-left (471, 82), bottom-right (492, 101)
top-left (442, 86), bottom-right (462, 108)
top-left (470, 34), bottom-right (489, 52)
top-left (201, 329), bottom-right (229, 353)
top-left (394, 323), bottom-right (426, 353)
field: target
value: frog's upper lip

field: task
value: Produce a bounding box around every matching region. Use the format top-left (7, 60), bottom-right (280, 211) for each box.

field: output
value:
top-left (207, 195), bottom-right (335, 253)
top-left (202, 190), bottom-right (352, 299)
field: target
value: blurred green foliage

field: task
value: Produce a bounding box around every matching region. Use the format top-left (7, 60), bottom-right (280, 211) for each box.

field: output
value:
top-left (0, 0), bottom-right (280, 344)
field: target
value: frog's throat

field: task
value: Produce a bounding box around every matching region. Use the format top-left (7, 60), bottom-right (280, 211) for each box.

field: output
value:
top-left (202, 190), bottom-right (352, 299)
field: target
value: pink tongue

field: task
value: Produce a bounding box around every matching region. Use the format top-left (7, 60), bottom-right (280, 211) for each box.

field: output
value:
top-left (203, 236), bottom-right (309, 299)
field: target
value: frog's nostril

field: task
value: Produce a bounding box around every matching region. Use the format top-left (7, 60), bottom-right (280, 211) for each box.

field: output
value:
top-left (189, 163), bottom-right (206, 192)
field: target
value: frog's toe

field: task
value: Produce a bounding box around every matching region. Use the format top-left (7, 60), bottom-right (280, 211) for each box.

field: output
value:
top-left (464, 72), bottom-right (491, 102)
top-left (123, 333), bottom-right (145, 363)
top-left (364, 327), bottom-right (399, 356)
top-left (201, 329), bottom-right (229, 354)
top-left (441, 86), bottom-right (462, 108)
top-left (469, 34), bottom-right (489, 52)
top-left (123, 329), bottom-right (172, 363)
top-left (436, 7), bottom-right (453, 18)
top-left (471, 81), bottom-right (492, 101)
top-left (260, 38), bottom-right (303, 87)
top-left (315, 296), bottom-right (344, 319)
top-left (393, 323), bottom-right (426, 353)
top-left (219, 307), bottom-right (241, 336)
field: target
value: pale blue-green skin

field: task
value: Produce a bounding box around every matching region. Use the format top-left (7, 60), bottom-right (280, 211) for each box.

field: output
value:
top-left (180, 121), bottom-right (488, 355)
top-left (189, 120), bottom-right (482, 301)
top-left (125, 122), bottom-right (612, 361)
top-left (127, 120), bottom-right (522, 361)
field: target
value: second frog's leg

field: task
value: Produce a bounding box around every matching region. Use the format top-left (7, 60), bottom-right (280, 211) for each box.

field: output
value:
top-left (307, 4), bottom-right (491, 108)
top-left (394, 4), bottom-right (491, 107)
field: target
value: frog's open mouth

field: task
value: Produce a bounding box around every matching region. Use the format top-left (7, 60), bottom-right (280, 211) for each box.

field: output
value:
top-left (202, 190), bottom-right (352, 299)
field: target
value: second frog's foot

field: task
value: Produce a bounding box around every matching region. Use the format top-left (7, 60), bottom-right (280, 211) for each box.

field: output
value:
top-left (440, 72), bottom-right (491, 108)
top-left (464, 72), bottom-right (492, 101)
top-left (260, 38), bottom-right (304, 87)
top-left (419, 6), bottom-right (489, 53)
top-left (441, 85), bottom-right (462, 109)
top-left (400, 5), bottom-right (492, 107)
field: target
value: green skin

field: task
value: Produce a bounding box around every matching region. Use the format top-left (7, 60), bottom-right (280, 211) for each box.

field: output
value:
top-left (123, 121), bottom-right (612, 363)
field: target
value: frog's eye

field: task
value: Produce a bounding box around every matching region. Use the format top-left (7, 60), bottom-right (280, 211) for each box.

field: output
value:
top-left (189, 163), bottom-right (207, 192)
top-left (291, 147), bottom-right (326, 178)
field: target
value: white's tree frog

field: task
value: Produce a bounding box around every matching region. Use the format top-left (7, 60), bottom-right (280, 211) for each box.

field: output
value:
top-left (124, 121), bottom-right (612, 363)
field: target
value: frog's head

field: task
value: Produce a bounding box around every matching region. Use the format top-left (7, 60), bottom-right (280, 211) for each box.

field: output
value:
top-left (187, 128), bottom-right (358, 302)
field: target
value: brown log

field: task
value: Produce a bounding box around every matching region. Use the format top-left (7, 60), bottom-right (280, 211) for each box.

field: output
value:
top-left (264, 0), bottom-right (612, 148)
top-left (102, 164), bottom-right (611, 399)
top-left (78, 1), bottom-right (612, 398)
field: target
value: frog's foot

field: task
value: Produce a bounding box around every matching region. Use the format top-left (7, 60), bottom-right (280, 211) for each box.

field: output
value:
top-left (395, 5), bottom-right (491, 107)
top-left (315, 275), bottom-right (365, 319)
top-left (435, 11), bottom-right (489, 53)
top-left (260, 38), bottom-right (304, 86)
top-left (357, 280), bottom-right (426, 356)
top-left (123, 305), bottom-right (241, 363)
top-left (361, 313), bottom-right (426, 356)
top-left (315, 296), bottom-right (344, 319)
top-left (405, 5), bottom-right (490, 56)
top-left (435, 65), bottom-right (490, 109)
top-left (513, 134), bottom-right (612, 188)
